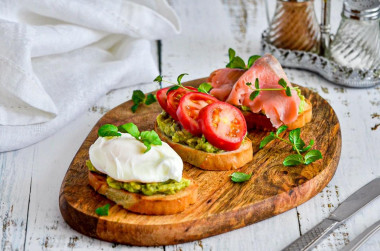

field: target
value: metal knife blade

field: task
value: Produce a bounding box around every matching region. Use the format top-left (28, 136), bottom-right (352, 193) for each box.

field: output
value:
top-left (283, 178), bottom-right (380, 251)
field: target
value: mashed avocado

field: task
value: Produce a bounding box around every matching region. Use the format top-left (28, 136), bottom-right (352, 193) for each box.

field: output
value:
top-left (156, 112), bottom-right (224, 153)
top-left (86, 160), bottom-right (190, 196)
top-left (107, 176), bottom-right (190, 196)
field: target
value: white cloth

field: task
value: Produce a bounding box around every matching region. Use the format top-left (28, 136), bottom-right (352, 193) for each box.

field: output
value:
top-left (0, 0), bottom-right (180, 152)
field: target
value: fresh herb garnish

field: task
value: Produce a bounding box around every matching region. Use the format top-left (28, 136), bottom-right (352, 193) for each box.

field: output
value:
top-left (131, 90), bottom-right (157, 113)
top-left (226, 48), bottom-right (261, 70)
top-left (230, 172), bottom-right (252, 183)
top-left (98, 123), bottom-right (162, 153)
top-left (95, 204), bottom-right (110, 216)
top-left (98, 124), bottom-right (121, 137)
top-left (247, 78), bottom-right (301, 101)
top-left (260, 125), bottom-right (322, 166)
top-left (154, 74), bottom-right (213, 94)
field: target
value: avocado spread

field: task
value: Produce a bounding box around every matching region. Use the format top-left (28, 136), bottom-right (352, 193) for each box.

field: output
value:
top-left (86, 160), bottom-right (190, 196)
top-left (156, 112), bottom-right (224, 153)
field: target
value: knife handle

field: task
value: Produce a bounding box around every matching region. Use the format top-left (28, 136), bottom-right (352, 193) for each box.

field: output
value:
top-left (283, 219), bottom-right (340, 251)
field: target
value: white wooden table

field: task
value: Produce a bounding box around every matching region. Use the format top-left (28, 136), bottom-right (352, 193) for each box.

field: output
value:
top-left (1, 0), bottom-right (379, 250)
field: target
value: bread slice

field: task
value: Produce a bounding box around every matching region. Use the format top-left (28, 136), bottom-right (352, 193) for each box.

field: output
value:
top-left (155, 122), bottom-right (253, 171)
top-left (88, 171), bottom-right (198, 215)
top-left (243, 99), bottom-right (312, 131)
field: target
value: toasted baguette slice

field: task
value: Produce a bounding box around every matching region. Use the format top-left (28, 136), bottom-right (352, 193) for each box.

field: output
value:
top-left (88, 172), bottom-right (197, 215)
top-left (155, 122), bottom-right (253, 171)
top-left (243, 99), bottom-right (312, 131)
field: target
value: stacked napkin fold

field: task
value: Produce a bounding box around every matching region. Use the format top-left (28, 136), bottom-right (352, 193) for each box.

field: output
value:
top-left (0, 0), bottom-right (180, 152)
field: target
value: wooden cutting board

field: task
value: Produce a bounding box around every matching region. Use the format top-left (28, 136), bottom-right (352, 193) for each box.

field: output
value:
top-left (59, 78), bottom-right (341, 246)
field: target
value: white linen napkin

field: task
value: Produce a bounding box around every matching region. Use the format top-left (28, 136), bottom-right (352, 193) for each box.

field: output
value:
top-left (0, 0), bottom-right (180, 152)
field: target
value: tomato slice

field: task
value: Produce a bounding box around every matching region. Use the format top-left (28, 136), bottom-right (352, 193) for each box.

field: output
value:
top-left (166, 87), bottom-right (197, 120)
top-left (156, 87), bottom-right (170, 112)
top-left (198, 102), bottom-right (247, 151)
top-left (177, 92), bottom-right (219, 135)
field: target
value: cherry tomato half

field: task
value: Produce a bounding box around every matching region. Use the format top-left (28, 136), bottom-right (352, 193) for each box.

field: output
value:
top-left (198, 102), bottom-right (247, 151)
top-left (156, 87), bottom-right (170, 112)
top-left (166, 87), bottom-right (197, 120)
top-left (177, 92), bottom-right (219, 135)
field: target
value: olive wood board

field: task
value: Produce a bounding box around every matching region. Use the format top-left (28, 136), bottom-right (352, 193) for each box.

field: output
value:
top-left (59, 78), bottom-right (342, 246)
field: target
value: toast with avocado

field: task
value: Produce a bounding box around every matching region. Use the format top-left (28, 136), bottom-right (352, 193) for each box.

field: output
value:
top-left (88, 171), bottom-right (197, 215)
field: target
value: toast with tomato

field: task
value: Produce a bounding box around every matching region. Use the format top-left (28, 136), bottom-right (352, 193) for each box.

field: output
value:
top-left (208, 54), bottom-right (312, 131)
top-left (154, 87), bottom-right (253, 171)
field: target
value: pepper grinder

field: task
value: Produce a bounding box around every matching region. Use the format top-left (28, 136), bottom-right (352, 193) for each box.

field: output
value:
top-left (266, 0), bottom-right (321, 53)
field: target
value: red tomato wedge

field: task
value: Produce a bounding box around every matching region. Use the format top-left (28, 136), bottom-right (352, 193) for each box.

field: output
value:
top-left (156, 87), bottom-right (170, 112)
top-left (166, 87), bottom-right (197, 120)
top-left (198, 102), bottom-right (247, 151)
top-left (177, 92), bottom-right (219, 135)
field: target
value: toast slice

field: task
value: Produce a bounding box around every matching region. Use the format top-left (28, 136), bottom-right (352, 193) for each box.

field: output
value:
top-left (243, 99), bottom-right (312, 131)
top-left (155, 122), bottom-right (253, 171)
top-left (88, 171), bottom-right (198, 215)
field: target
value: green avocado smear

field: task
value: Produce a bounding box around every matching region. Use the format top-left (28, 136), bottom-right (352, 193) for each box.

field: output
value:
top-left (86, 160), bottom-right (190, 196)
top-left (156, 111), bottom-right (224, 153)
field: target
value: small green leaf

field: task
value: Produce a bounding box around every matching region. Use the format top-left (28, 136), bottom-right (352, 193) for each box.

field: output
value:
top-left (247, 55), bottom-right (261, 68)
top-left (166, 85), bottom-right (180, 95)
top-left (246, 82), bottom-right (252, 86)
top-left (304, 150), bottom-right (322, 164)
top-left (198, 82), bottom-right (213, 93)
top-left (95, 204), bottom-right (110, 216)
top-left (278, 78), bottom-right (288, 88)
top-left (283, 154), bottom-right (304, 166)
top-left (131, 103), bottom-right (139, 113)
top-left (249, 90), bottom-right (260, 100)
top-left (226, 56), bottom-right (246, 69)
top-left (140, 130), bottom-right (162, 153)
top-left (276, 125), bottom-right (288, 136)
top-left (260, 132), bottom-right (275, 149)
top-left (118, 123), bottom-right (140, 139)
top-left (98, 124), bottom-right (121, 137)
top-left (145, 94), bottom-right (157, 105)
top-left (177, 73), bottom-right (188, 85)
top-left (153, 75), bottom-right (163, 82)
top-left (300, 139), bottom-right (315, 153)
top-left (289, 128), bottom-right (301, 145)
top-left (293, 138), bottom-right (306, 151)
top-left (255, 78), bottom-right (260, 89)
top-left (228, 48), bottom-right (236, 61)
top-left (132, 90), bottom-right (145, 104)
top-left (285, 86), bottom-right (292, 96)
top-left (143, 141), bottom-right (152, 153)
top-left (230, 172), bottom-right (251, 183)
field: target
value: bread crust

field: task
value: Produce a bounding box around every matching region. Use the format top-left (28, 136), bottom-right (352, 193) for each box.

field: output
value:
top-left (155, 122), bottom-right (253, 171)
top-left (88, 172), bottom-right (198, 215)
top-left (243, 99), bottom-right (312, 131)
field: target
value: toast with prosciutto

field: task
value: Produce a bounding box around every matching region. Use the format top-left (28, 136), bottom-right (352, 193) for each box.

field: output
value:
top-left (208, 54), bottom-right (312, 131)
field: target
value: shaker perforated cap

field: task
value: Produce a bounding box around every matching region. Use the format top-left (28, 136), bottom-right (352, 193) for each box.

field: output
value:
top-left (343, 0), bottom-right (380, 20)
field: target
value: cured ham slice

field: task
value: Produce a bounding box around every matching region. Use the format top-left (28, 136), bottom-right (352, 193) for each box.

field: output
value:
top-left (225, 54), bottom-right (300, 128)
top-left (208, 68), bottom-right (245, 101)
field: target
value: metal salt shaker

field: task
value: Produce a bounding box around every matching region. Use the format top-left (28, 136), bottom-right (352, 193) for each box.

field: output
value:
top-left (329, 0), bottom-right (380, 70)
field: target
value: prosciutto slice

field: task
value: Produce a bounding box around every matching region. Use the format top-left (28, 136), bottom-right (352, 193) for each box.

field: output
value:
top-left (225, 54), bottom-right (300, 128)
top-left (208, 68), bottom-right (245, 101)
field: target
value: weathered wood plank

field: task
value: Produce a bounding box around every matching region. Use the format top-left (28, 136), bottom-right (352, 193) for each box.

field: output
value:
top-left (0, 149), bottom-right (35, 251)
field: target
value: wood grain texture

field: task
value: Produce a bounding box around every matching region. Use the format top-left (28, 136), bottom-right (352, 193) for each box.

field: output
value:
top-left (59, 78), bottom-right (342, 246)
